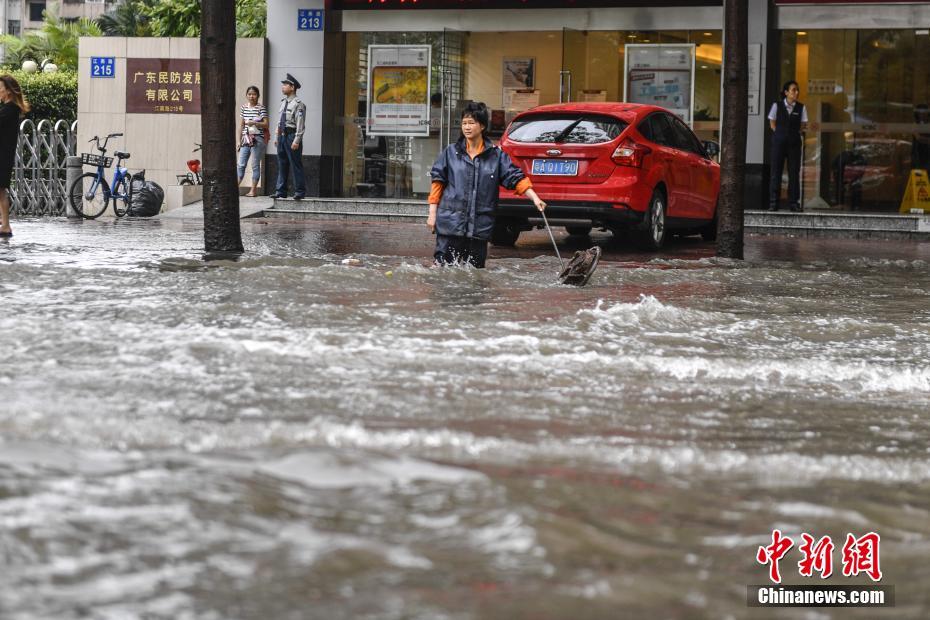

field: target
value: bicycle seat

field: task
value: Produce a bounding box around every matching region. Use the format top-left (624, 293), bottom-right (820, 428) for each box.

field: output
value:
top-left (114, 151), bottom-right (130, 160)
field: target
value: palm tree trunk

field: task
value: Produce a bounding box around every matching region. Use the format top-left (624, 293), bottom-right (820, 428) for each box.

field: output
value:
top-left (200, 0), bottom-right (242, 253)
top-left (716, 0), bottom-right (749, 259)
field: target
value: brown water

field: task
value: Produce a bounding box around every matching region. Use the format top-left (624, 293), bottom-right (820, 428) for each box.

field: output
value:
top-left (1, 218), bottom-right (929, 619)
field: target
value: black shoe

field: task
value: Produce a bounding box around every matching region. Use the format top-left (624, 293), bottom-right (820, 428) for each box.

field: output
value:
top-left (789, 204), bottom-right (803, 213)
top-left (767, 204), bottom-right (779, 212)
top-left (293, 195), bottom-right (304, 201)
top-left (270, 193), bottom-right (286, 199)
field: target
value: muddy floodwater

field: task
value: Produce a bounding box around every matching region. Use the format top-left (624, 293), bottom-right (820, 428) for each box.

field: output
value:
top-left (2, 218), bottom-right (930, 619)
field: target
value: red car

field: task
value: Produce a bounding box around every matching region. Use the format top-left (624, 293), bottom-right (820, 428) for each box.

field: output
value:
top-left (496, 102), bottom-right (720, 249)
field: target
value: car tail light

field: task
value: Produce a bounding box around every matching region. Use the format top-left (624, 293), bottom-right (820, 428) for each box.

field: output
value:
top-left (187, 159), bottom-right (201, 174)
top-left (611, 139), bottom-right (651, 168)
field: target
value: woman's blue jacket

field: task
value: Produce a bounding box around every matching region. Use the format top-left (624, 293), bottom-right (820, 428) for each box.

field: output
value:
top-left (430, 137), bottom-right (526, 241)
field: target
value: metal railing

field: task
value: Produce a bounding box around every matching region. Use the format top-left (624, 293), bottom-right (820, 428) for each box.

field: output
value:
top-left (9, 119), bottom-right (78, 216)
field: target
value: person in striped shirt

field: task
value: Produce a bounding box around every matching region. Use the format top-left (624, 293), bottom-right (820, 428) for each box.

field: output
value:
top-left (238, 86), bottom-right (268, 197)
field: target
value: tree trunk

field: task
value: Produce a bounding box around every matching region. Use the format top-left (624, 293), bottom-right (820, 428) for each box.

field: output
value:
top-left (716, 0), bottom-right (749, 259)
top-left (200, 0), bottom-right (242, 253)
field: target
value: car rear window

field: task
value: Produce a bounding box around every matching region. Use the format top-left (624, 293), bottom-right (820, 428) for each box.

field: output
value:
top-left (506, 114), bottom-right (626, 144)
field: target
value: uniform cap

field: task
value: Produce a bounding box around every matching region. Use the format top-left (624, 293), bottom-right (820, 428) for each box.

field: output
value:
top-left (282, 73), bottom-right (301, 90)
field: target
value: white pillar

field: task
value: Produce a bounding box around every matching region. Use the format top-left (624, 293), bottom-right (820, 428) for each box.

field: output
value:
top-left (267, 0), bottom-right (325, 158)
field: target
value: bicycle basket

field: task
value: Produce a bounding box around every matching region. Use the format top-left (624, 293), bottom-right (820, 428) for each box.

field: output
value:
top-left (81, 153), bottom-right (113, 168)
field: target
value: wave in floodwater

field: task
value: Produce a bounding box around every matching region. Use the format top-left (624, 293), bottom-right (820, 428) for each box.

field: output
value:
top-left (2, 219), bottom-right (930, 619)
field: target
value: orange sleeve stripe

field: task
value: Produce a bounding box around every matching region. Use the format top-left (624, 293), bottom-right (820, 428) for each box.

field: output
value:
top-left (515, 177), bottom-right (533, 195)
top-left (429, 181), bottom-right (445, 205)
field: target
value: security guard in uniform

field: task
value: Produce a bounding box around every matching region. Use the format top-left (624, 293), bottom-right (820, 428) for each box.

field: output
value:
top-left (272, 73), bottom-right (307, 199)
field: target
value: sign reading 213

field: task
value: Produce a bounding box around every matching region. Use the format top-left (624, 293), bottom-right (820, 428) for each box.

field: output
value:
top-left (297, 9), bottom-right (323, 31)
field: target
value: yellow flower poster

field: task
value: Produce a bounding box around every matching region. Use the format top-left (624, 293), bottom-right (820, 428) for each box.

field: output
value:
top-left (367, 45), bottom-right (432, 136)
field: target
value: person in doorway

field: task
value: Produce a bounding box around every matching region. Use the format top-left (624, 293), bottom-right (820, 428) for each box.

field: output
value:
top-left (912, 103), bottom-right (930, 172)
top-left (768, 80), bottom-right (807, 212)
top-left (237, 85), bottom-right (268, 197)
top-left (0, 74), bottom-right (30, 238)
top-left (427, 101), bottom-right (546, 268)
top-left (271, 73), bottom-right (307, 200)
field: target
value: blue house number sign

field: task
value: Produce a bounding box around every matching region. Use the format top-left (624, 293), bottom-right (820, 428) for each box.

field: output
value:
top-left (91, 57), bottom-right (115, 78)
top-left (297, 9), bottom-right (323, 31)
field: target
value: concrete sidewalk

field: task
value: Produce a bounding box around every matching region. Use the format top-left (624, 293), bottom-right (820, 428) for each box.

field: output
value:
top-left (156, 196), bottom-right (272, 221)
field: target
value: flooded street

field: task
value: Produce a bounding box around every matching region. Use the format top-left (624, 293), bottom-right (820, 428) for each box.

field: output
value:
top-left (2, 217), bottom-right (930, 619)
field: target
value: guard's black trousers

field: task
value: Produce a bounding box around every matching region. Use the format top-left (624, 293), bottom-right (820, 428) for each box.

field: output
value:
top-left (769, 140), bottom-right (801, 208)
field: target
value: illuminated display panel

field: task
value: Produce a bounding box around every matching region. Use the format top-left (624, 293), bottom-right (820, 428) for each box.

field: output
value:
top-left (332, 0), bottom-right (720, 9)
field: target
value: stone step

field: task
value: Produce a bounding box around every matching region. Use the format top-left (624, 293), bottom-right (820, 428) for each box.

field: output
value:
top-left (269, 197), bottom-right (425, 217)
top-left (745, 209), bottom-right (930, 239)
top-left (263, 199), bottom-right (930, 239)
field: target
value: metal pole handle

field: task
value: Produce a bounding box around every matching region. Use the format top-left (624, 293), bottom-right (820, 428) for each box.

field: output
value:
top-left (540, 210), bottom-right (563, 270)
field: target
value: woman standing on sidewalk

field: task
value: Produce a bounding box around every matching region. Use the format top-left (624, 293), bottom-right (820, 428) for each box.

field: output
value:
top-left (0, 74), bottom-right (29, 238)
top-left (237, 86), bottom-right (268, 197)
top-left (768, 80), bottom-right (807, 212)
top-left (427, 101), bottom-right (546, 268)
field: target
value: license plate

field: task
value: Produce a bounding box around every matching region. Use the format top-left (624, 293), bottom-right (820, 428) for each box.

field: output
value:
top-left (531, 159), bottom-right (579, 176)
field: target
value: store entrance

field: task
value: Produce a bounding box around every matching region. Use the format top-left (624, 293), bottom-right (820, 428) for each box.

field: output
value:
top-left (561, 29), bottom-right (622, 104)
top-left (341, 30), bottom-right (464, 200)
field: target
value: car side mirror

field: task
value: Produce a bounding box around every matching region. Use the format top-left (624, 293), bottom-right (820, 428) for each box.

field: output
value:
top-left (703, 141), bottom-right (720, 159)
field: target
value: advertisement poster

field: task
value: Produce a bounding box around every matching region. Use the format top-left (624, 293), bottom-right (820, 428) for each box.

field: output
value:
top-left (126, 58), bottom-right (201, 114)
top-left (624, 44), bottom-right (694, 123)
top-left (367, 45), bottom-right (431, 136)
top-left (502, 57), bottom-right (535, 109)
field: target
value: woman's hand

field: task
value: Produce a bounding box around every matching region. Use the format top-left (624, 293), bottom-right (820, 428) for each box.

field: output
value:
top-left (525, 188), bottom-right (547, 212)
top-left (427, 204), bottom-right (438, 234)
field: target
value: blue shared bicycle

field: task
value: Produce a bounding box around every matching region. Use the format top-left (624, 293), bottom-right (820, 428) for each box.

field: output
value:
top-left (69, 133), bottom-right (144, 219)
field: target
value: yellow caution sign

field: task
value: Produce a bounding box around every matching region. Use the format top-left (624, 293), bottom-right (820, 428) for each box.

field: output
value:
top-left (900, 169), bottom-right (930, 213)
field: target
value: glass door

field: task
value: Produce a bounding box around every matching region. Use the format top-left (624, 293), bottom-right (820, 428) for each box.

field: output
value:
top-left (562, 30), bottom-right (622, 104)
top-left (561, 28), bottom-right (587, 103)
top-left (440, 28), bottom-right (465, 148)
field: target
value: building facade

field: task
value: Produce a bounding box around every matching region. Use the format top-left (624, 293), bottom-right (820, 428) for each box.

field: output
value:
top-left (267, 0), bottom-right (930, 212)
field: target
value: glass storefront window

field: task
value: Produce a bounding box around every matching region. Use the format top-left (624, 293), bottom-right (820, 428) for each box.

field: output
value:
top-left (780, 29), bottom-right (930, 212)
top-left (339, 28), bottom-right (721, 199)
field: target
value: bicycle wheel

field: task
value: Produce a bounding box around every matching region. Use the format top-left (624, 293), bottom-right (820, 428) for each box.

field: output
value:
top-left (69, 173), bottom-right (110, 219)
top-left (112, 174), bottom-right (132, 217)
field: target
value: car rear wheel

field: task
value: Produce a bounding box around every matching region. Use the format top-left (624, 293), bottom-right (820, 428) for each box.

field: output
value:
top-left (491, 219), bottom-right (521, 246)
top-left (637, 189), bottom-right (667, 250)
top-left (565, 225), bottom-right (592, 237)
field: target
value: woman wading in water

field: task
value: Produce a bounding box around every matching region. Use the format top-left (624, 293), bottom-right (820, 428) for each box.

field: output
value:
top-left (427, 101), bottom-right (546, 267)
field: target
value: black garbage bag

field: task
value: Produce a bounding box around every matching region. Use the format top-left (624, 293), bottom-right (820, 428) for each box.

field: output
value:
top-left (128, 179), bottom-right (164, 217)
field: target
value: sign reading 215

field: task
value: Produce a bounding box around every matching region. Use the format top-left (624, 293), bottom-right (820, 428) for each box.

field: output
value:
top-left (91, 57), bottom-right (115, 78)
top-left (297, 9), bottom-right (324, 31)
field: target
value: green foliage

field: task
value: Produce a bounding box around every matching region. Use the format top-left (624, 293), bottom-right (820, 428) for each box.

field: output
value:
top-left (0, 2), bottom-right (101, 70)
top-left (8, 70), bottom-right (78, 123)
top-left (97, 1), bottom-right (153, 37)
top-left (129, 0), bottom-right (265, 38)
top-left (235, 0), bottom-right (267, 38)
top-left (143, 0), bottom-right (201, 38)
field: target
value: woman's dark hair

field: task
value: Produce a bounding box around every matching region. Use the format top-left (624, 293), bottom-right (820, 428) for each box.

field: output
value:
top-left (460, 101), bottom-right (490, 139)
top-left (246, 85), bottom-right (260, 98)
top-left (0, 74), bottom-right (30, 116)
top-left (781, 80), bottom-right (799, 96)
